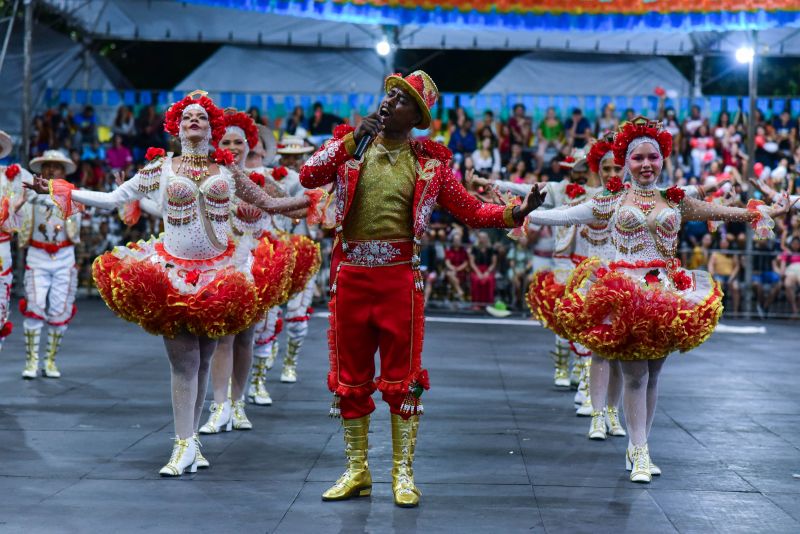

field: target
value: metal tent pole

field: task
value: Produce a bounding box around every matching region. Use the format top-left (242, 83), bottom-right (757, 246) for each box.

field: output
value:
top-left (743, 30), bottom-right (758, 319)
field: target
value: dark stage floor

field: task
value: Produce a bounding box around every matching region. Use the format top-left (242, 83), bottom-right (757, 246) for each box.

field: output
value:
top-left (0, 299), bottom-right (797, 533)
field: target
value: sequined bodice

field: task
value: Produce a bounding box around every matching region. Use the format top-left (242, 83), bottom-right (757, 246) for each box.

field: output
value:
top-left (163, 172), bottom-right (232, 260)
top-left (611, 201), bottom-right (681, 262)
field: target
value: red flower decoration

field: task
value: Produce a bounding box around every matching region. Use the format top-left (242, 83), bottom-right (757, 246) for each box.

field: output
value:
top-left (333, 124), bottom-right (355, 139)
top-left (672, 270), bottom-right (693, 291)
top-left (163, 93), bottom-right (226, 146)
top-left (665, 186), bottom-right (685, 204)
top-left (644, 269), bottom-right (660, 286)
top-left (595, 267), bottom-right (609, 279)
top-left (212, 148), bottom-right (235, 166)
top-left (249, 172), bottom-right (265, 187)
top-left (587, 140), bottom-right (614, 173)
top-left (565, 183), bottom-right (586, 199)
top-left (606, 175), bottom-right (623, 193)
top-left (145, 147), bottom-right (166, 161)
top-left (185, 269), bottom-right (201, 286)
top-left (272, 166), bottom-right (288, 181)
top-left (5, 164), bottom-right (20, 181)
top-left (222, 111), bottom-right (259, 149)
top-left (613, 117), bottom-right (673, 165)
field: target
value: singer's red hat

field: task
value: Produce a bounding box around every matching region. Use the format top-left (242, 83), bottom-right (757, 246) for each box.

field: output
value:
top-left (385, 70), bottom-right (438, 130)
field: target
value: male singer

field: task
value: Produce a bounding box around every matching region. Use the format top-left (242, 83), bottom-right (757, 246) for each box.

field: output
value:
top-left (300, 70), bottom-right (544, 507)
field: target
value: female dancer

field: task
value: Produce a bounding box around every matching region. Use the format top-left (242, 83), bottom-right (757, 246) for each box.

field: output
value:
top-left (583, 137), bottom-right (626, 439)
top-left (198, 110), bottom-right (291, 433)
top-left (200, 110), bottom-right (320, 431)
top-left (525, 118), bottom-right (791, 482)
top-left (28, 92), bottom-right (314, 476)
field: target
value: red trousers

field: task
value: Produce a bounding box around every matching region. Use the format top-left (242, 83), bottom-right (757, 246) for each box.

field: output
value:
top-left (328, 262), bottom-right (426, 419)
top-left (470, 266), bottom-right (495, 304)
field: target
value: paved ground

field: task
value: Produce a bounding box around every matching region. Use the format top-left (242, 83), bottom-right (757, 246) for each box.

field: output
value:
top-left (0, 298), bottom-right (797, 534)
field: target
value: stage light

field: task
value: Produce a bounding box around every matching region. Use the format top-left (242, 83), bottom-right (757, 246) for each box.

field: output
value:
top-left (736, 46), bottom-right (755, 64)
top-left (376, 38), bottom-right (391, 56)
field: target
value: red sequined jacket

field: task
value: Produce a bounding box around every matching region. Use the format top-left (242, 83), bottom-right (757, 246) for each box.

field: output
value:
top-left (299, 127), bottom-right (517, 243)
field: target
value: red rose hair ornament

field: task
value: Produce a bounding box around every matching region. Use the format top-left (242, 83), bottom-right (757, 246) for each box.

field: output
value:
top-left (613, 116), bottom-right (672, 166)
top-left (587, 139), bottom-right (615, 174)
top-left (222, 109), bottom-right (259, 149)
top-left (164, 90), bottom-right (225, 145)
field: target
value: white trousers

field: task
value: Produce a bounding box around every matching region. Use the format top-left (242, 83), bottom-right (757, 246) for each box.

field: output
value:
top-left (22, 247), bottom-right (78, 332)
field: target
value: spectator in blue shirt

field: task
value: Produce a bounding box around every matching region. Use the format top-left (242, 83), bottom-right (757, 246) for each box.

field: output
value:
top-left (448, 117), bottom-right (477, 160)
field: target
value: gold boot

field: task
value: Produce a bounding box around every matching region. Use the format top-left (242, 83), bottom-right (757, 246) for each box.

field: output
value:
top-left (551, 340), bottom-right (570, 388)
top-left (44, 329), bottom-right (64, 378)
top-left (22, 328), bottom-right (41, 379)
top-left (247, 357), bottom-right (272, 406)
top-left (280, 339), bottom-right (300, 383)
top-left (391, 414), bottom-right (422, 508)
top-left (322, 415), bottom-right (372, 501)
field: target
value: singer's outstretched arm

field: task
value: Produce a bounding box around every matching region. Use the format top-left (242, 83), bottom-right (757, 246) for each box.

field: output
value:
top-left (299, 131), bottom-right (357, 189)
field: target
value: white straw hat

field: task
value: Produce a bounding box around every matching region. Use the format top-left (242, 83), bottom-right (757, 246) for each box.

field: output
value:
top-left (29, 149), bottom-right (76, 175)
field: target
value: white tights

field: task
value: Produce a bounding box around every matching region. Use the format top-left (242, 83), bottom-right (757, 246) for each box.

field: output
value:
top-left (209, 326), bottom-right (256, 404)
top-left (163, 332), bottom-right (218, 439)
top-left (620, 357), bottom-right (667, 446)
top-left (589, 356), bottom-right (623, 412)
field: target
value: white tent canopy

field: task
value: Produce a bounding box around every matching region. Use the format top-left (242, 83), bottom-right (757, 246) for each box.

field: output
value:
top-left (0, 23), bottom-right (124, 141)
top-left (175, 46), bottom-right (387, 94)
top-left (41, 0), bottom-right (800, 56)
top-left (480, 53), bottom-right (691, 97)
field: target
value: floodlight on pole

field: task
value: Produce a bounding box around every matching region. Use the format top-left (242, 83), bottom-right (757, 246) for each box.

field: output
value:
top-left (735, 46), bottom-right (755, 64)
top-left (376, 38), bottom-right (391, 56)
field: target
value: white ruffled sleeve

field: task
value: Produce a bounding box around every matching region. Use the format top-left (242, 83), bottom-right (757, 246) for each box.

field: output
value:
top-left (526, 201), bottom-right (597, 226)
top-left (71, 174), bottom-right (145, 210)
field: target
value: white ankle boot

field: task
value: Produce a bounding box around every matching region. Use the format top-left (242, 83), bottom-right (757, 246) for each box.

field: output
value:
top-left (588, 410), bottom-right (607, 440)
top-left (198, 401), bottom-right (233, 434)
top-left (193, 434), bottom-right (210, 468)
top-left (626, 443), bottom-right (653, 483)
top-left (231, 400), bottom-right (253, 430)
top-left (159, 436), bottom-right (198, 476)
top-left (605, 407), bottom-right (627, 437)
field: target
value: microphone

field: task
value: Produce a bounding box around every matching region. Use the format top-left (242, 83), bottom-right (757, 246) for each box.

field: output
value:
top-left (353, 108), bottom-right (389, 159)
top-left (354, 134), bottom-right (372, 160)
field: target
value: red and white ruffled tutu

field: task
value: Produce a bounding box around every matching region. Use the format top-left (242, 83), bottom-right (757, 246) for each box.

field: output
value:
top-left (92, 233), bottom-right (294, 339)
top-left (554, 258), bottom-right (723, 360)
top-left (526, 255), bottom-right (584, 340)
top-left (286, 234), bottom-right (322, 297)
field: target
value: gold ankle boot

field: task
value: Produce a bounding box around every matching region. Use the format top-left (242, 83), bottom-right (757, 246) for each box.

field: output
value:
top-left (322, 415), bottom-right (372, 501)
top-left (552, 341), bottom-right (570, 388)
top-left (44, 329), bottom-right (64, 378)
top-left (391, 414), bottom-right (422, 508)
top-left (22, 328), bottom-right (41, 379)
top-left (280, 339), bottom-right (300, 383)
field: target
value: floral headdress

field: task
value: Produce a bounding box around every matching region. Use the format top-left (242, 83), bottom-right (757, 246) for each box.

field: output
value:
top-left (612, 116), bottom-right (672, 166)
top-left (222, 109), bottom-right (259, 150)
top-left (586, 132), bottom-right (615, 174)
top-left (163, 90), bottom-right (225, 146)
